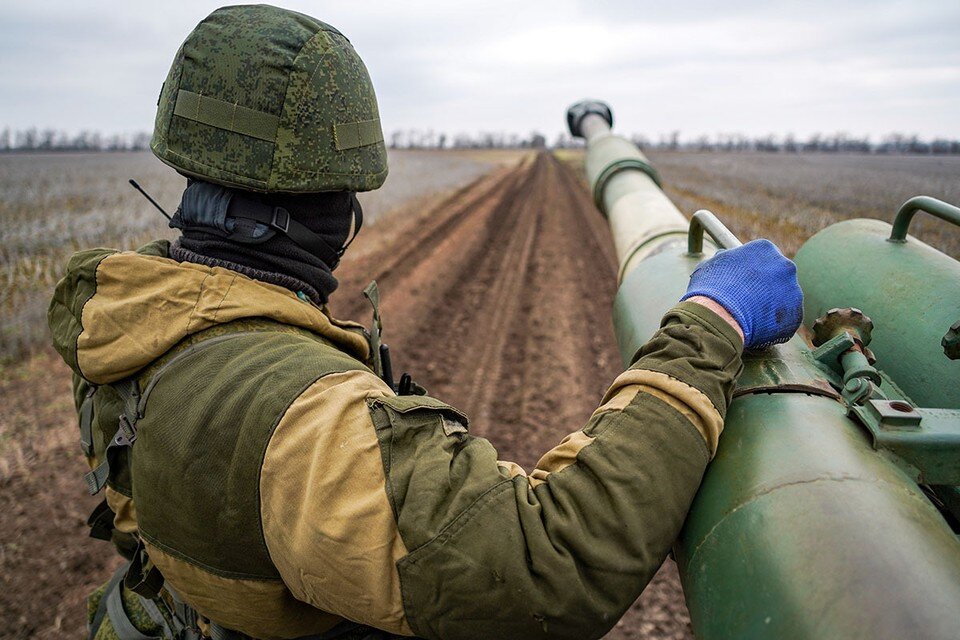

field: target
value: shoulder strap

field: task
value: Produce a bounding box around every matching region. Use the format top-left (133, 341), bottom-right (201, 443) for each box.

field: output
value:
top-left (79, 384), bottom-right (98, 458)
top-left (362, 281), bottom-right (385, 380)
top-left (83, 378), bottom-right (141, 495)
top-left (361, 281), bottom-right (427, 397)
top-left (89, 564), bottom-right (127, 640)
top-left (89, 560), bottom-right (192, 640)
top-left (105, 577), bottom-right (161, 640)
top-left (82, 333), bottom-right (257, 495)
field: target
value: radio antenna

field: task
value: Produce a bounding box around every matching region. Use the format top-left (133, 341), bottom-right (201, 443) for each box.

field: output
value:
top-left (128, 179), bottom-right (172, 221)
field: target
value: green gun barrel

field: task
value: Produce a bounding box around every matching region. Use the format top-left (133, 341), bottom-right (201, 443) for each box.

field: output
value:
top-left (566, 100), bottom-right (960, 640)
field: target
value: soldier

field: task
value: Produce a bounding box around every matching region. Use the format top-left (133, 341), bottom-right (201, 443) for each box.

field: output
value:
top-left (48, 5), bottom-right (802, 640)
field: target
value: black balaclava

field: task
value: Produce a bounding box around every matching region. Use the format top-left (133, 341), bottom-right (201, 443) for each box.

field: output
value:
top-left (169, 180), bottom-right (357, 304)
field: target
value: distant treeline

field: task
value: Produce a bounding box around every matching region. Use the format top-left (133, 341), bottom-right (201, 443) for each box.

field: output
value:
top-left (0, 128), bottom-right (151, 152)
top-left (388, 130), bottom-right (550, 150)
top-left (3, 126), bottom-right (960, 155)
top-left (394, 130), bottom-right (960, 155)
top-left (627, 132), bottom-right (960, 155)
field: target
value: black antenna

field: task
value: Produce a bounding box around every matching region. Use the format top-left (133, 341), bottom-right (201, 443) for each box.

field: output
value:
top-left (129, 179), bottom-right (172, 221)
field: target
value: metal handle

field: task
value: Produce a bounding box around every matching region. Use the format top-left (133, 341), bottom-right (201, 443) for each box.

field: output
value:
top-left (688, 210), bottom-right (743, 254)
top-left (889, 196), bottom-right (960, 242)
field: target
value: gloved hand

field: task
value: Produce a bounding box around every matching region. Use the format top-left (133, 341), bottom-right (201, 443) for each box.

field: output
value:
top-left (681, 239), bottom-right (803, 349)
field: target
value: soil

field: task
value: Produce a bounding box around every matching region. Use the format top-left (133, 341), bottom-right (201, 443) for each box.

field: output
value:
top-left (0, 151), bottom-right (693, 639)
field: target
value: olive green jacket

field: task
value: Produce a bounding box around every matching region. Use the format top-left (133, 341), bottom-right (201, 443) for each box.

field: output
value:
top-left (49, 241), bottom-right (743, 640)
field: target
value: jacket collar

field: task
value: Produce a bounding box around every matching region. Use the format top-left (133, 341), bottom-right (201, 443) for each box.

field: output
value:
top-left (51, 240), bottom-right (369, 384)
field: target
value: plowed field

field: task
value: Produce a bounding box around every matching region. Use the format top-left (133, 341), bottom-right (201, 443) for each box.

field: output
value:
top-left (1, 151), bottom-right (692, 639)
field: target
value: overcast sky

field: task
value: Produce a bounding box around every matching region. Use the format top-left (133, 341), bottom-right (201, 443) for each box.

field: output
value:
top-left (2, 0), bottom-right (959, 141)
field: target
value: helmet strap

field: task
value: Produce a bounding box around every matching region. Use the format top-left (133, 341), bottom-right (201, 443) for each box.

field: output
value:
top-left (338, 194), bottom-right (364, 258)
top-left (172, 181), bottom-right (362, 269)
top-left (227, 194), bottom-right (361, 268)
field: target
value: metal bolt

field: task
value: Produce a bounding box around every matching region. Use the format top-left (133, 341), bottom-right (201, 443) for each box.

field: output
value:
top-left (842, 377), bottom-right (874, 405)
top-left (943, 320), bottom-right (960, 360)
top-left (844, 378), bottom-right (864, 393)
top-left (812, 307), bottom-right (874, 347)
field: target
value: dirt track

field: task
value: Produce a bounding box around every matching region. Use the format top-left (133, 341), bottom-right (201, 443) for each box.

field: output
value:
top-left (336, 151), bottom-right (623, 463)
top-left (334, 151), bottom-right (694, 639)
top-left (1, 151), bottom-right (692, 639)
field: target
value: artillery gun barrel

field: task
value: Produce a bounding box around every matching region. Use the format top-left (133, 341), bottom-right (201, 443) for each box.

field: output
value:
top-left (569, 102), bottom-right (696, 281)
top-left (567, 99), bottom-right (960, 640)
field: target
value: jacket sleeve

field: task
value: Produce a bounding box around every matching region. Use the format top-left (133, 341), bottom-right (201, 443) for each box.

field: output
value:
top-left (260, 301), bottom-right (742, 640)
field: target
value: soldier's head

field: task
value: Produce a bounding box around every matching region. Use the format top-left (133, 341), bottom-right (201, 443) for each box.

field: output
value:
top-left (151, 5), bottom-right (387, 302)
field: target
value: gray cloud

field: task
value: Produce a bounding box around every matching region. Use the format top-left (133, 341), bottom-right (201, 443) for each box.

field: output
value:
top-left (1, 0), bottom-right (958, 139)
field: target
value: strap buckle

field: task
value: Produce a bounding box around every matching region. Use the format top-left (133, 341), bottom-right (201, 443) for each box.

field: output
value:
top-left (87, 498), bottom-right (115, 541)
top-left (116, 414), bottom-right (138, 447)
top-left (271, 207), bottom-right (290, 233)
top-left (126, 539), bottom-right (165, 599)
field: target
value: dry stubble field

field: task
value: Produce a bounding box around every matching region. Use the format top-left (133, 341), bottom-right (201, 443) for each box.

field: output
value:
top-left (1, 148), bottom-right (958, 640)
top-left (647, 150), bottom-right (960, 259)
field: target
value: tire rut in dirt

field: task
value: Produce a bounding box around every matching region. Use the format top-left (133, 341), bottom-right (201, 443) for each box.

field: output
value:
top-left (491, 155), bottom-right (622, 468)
top-left (376, 168), bottom-right (526, 288)
top-left (333, 150), bottom-right (693, 640)
top-left (371, 154), bottom-right (546, 429)
top-left (344, 151), bottom-right (623, 467)
top-left (333, 163), bottom-right (531, 329)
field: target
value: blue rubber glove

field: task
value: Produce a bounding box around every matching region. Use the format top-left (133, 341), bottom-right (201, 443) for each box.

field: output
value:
top-left (680, 239), bottom-right (803, 349)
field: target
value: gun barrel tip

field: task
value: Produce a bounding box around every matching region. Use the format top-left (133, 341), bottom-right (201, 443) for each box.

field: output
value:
top-left (566, 100), bottom-right (613, 138)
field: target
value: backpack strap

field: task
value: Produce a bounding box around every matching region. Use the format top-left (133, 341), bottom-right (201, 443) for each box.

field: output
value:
top-left (83, 378), bottom-right (141, 495)
top-left (79, 384), bottom-right (98, 458)
top-left (90, 563), bottom-right (127, 640)
top-left (362, 281), bottom-right (386, 382)
top-left (89, 560), bottom-right (190, 640)
top-left (362, 281), bottom-right (424, 397)
top-left (105, 576), bottom-right (162, 640)
top-left (125, 539), bottom-right (165, 599)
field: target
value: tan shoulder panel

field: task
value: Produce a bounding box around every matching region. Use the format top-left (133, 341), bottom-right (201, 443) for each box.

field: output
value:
top-left (77, 253), bottom-right (369, 383)
top-left (503, 367), bottom-right (723, 492)
top-left (528, 431), bottom-right (596, 488)
top-left (260, 370), bottom-right (413, 636)
top-left (144, 542), bottom-right (342, 640)
top-left (595, 368), bottom-right (724, 456)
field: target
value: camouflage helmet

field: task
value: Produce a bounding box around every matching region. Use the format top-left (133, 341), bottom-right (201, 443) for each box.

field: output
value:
top-left (151, 5), bottom-right (387, 193)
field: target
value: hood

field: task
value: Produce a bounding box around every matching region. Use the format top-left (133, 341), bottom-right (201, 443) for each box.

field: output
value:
top-left (48, 240), bottom-right (370, 384)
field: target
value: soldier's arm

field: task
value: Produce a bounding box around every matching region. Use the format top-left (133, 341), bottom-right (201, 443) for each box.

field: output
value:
top-left (258, 300), bottom-right (741, 640)
top-left (260, 239), bottom-right (801, 639)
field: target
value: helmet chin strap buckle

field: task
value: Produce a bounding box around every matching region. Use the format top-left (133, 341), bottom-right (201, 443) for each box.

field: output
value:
top-left (226, 196), bottom-right (343, 267)
top-left (337, 194), bottom-right (364, 258)
top-left (271, 207), bottom-right (291, 233)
